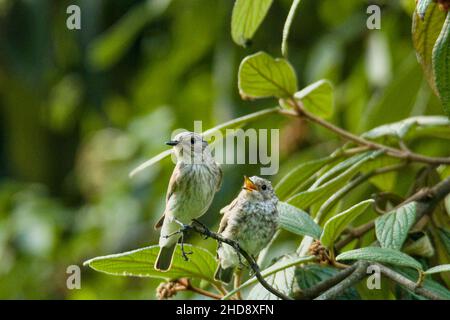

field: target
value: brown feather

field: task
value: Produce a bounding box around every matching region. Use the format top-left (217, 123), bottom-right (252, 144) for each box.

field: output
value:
top-left (154, 214), bottom-right (165, 229)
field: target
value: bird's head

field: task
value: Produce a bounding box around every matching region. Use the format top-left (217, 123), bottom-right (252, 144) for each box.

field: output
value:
top-left (242, 176), bottom-right (277, 202)
top-left (166, 132), bottom-right (211, 163)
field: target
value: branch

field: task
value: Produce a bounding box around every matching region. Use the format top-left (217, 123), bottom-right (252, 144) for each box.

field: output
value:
top-left (415, 176), bottom-right (450, 219)
top-left (279, 103), bottom-right (450, 165)
top-left (314, 261), bottom-right (370, 300)
top-left (315, 163), bottom-right (406, 223)
top-left (185, 222), bottom-right (294, 300)
top-left (335, 221), bottom-right (375, 251)
top-left (294, 262), bottom-right (358, 299)
top-left (335, 176), bottom-right (450, 250)
top-left (157, 278), bottom-right (224, 300)
top-left (376, 264), bottom-right (444, 300)
top-left (184, 279), bottom-right (224, 300)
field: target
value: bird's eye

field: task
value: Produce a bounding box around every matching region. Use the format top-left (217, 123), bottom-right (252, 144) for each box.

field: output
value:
top-left (190, 137), bottom-right (195, 145)
top-left (261, 185), bottom-right (267, 190)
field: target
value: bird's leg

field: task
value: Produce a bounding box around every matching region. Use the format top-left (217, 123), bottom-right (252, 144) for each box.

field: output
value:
top-left (163, 218), bottom-right (191, 239)
top-left (166, 218), bottom-right (193, 260)
top-left (163, 229), bottom-right (182, 239)
top-left (230, 242), bottom-right (248, 269)
top-left (179, 231), bottom-right (193, 261)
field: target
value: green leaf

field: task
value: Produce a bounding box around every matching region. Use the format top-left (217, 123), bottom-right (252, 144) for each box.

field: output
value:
top-left (129, 107), bottom-right (280, 177)
top-left (437, 228), bottom-right (450, 254)
top-left (245, 255), bottom-right (313, 300)
top-left (278, 202), bottom-right (322, 239)
top-left (403, 233), bottom-right (435, 258)
top-left (412, 2), bottom-right (447, 94)
top-left (432, 13), bottom-right (450, 117)
top-left (294, 80), bottom-right (334, 119)
top-left (362, 116), bottom-right (450, 142)
top-left (336, 247), bottom-right (423, 271)
top-left (320, 200), bottom-right (374, 249)
top-left (281, 0), bottom-right (302, 57)
top-left (425, 264), bottom-right (450, 275)
top-left (310, 152), bottom-right (370, 189)
top-left (394, 267), bottom-right (450, 299)
top-left (287, 151), bottom-right (382, 210)
top-left (88, 0), bottom-right (171, 71)
top-left (417, 0), bottom-right (434, 20)
top-left (222, 255), bottom-right (315, 300)
top-left (375, 202), bottom-right (417, 250)
top-left (360, 155), bottom-right (402, 191)
top-left (295, 264), bottom-right (360, 300)
top-left (83, 244), bottom-right (218, 282)
top-left (231, 0), bottom-right (273, 47)
top-left (275, 155), bottom-right (340, 200)
top-left (361, 56), bottom-right (424, 130)
top-left (238, 52), bottom-right (298, 99)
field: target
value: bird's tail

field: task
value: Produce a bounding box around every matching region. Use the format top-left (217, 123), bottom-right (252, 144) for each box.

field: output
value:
top-left (214, 265), bottom-right (234, 284)
top-left (155, 244), bottom-right (176, 271)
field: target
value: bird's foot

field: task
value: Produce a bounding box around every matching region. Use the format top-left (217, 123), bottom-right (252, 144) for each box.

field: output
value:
top-left (180, 233), bottom-right (193, 261)
top-left (163, 230), bottom-right (182, 239)
top-left (172, 218), bottom-right (192, 230)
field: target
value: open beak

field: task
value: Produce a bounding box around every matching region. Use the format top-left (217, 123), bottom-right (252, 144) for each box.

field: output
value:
top-left (166, 140), bottom-right (179, 146)
top-left (243, 176), bottom-right (257, 192)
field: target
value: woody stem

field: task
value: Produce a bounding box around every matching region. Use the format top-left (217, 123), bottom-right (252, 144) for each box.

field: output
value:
top-left (279, 99), bottom-right (450, 165)
top-left (187, 221), bottom-right (294, 300)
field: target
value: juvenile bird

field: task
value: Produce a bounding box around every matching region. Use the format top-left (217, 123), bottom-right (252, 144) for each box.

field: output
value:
top-left (155, 132), bottom-right (222, 271)
top-left (214, 176), bottom-right (279, 283)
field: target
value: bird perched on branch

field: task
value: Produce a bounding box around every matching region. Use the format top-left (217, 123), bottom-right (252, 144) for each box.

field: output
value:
top-left (154, 132), bottom-right (222, 271)
top-left (215, 176), bottom-right (279, 283)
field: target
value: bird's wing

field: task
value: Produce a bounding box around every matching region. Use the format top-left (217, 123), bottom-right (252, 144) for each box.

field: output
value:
top-left (216, 165), bottom-right (223, 191)
top-left (165, 163), bottom-right (183, 203)
top-left (154, 163), bottom-right (183, 230)
top-left (154, 214), bottom-right (165, 229)
top-left (216, 211), bottom-right (230, 256)
top-left (217, 211), bottom-right (229, 234)
top-left (219, 196), bottom-right (238, 215)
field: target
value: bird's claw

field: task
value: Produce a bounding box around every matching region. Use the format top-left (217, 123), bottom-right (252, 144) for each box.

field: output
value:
top-left (179, 224), bottom-right (193, 262)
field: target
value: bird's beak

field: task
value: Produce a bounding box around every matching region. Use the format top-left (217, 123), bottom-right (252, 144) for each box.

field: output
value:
top-left (166, 140), bottom-right (179, 146)
top-left (243, 176), bottom-right (257, 192)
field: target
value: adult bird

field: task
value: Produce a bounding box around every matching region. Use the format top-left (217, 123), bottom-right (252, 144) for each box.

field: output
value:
top-left (215, 176), bottom-right (279, 283)
top-left (155, 132), bottom-right (222, 271)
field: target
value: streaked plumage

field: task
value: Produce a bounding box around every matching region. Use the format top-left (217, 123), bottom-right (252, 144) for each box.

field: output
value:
top-left (155, 132), bottom-right (222, 271)
top-left (215, 176), bottom-right (279, 283)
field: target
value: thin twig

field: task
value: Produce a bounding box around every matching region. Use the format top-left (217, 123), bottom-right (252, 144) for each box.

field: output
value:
top-left (184, 222), bottom-right (294, 300)
top-left (415, 177), bottom-right (450, 219)
top-left (279, 104), bottom-right (450, 165)
top-left (185, 280), bottom-right (224, 300)
top-left (335, 221), bottom-right (375, 251)
top-left (212, 283), bottom-right (228, 297)
top-left (315, 163), bottom-right (406, 223)
top-left (314, 261), bottom-right (370, 300)
top-left (335, 176), bottom-right (450, 250)
top-left (234, 269), bottom-right (243, 300)
top-left (376, 264), bottom-right (444, 300)
top-left (294, 263), bottom-right (359, 299)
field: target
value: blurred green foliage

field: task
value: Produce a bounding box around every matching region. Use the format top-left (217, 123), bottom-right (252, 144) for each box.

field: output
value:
top-left (0, 0), bottom-right (448, 299)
